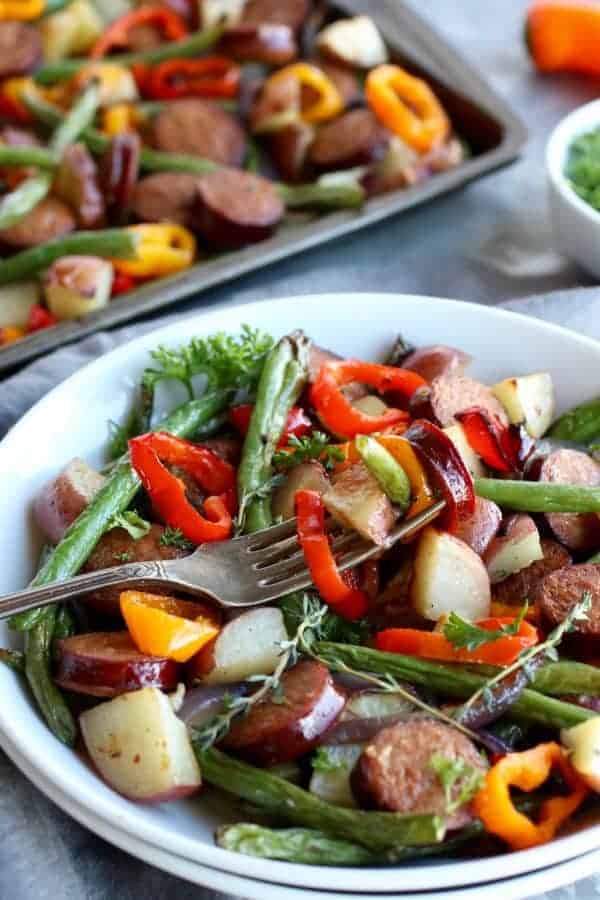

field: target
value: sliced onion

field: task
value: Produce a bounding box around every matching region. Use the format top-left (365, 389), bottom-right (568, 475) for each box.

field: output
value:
top-left (178, 683), bottom-right (245, 727)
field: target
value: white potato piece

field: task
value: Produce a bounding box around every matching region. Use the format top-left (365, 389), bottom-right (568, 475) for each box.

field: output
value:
top-left (317, 16), bottom-right (388, 68)
top-left (483, 515), bottom-right (543, 585)
top-left (309, 744), bottom-right (362, 808)
top-left (193, 607), bottom-right (288, 684)
top-left (562, 718), bottom-right (600, 792)
top-left (492, 373), bottom-right (555, 438)
top-left (0, 282), bottom-right (40, 328)
top-left (80, 687), bottom-right (202, 801)
top-left (351, 395), bottom-right (389, 416)
top-left (40, 0), bottom-right (104, 61)
top-left (202, 0), bottom-right (245, 27)
top-left (443, 423), bottom-right (487, 478)
top-left (410, 526), bottom-right (491, 622)
top-left (33, 456), bottom-right (105, 544)
top-left (44, 256), bottom-right (113, 321)
top-left (272, 461), bottom-right (330, 521)
top-left (324, 461), bottom-right (395, 545)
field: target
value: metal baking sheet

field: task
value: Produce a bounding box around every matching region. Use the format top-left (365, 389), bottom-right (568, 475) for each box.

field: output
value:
top-left (0, 0), bottom-right (527, 373)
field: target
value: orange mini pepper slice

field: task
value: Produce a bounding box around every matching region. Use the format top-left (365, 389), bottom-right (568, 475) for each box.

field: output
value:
top-left (472, 742), bottom-right (589, 850)
top-left (268, 62), bottom-right (343, 124)
top-left (120, 590), bottom-right (220, 662)
top-left (375, 435), bottom-right (433, 516)
top-left (365, 64), bottom-right (449, 154)
top-left (376, 616), bottom-right (539, 667)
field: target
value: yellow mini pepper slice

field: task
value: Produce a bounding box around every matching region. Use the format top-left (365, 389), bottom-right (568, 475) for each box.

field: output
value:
top-left (365, 64), bottom-right (449, 154)
top-left (102, 103), bottom-right (137, 136)
top-left (472, 742), bottom-right (588, 851)
top-left (120, 590), bottom-right (220, 663)
top-left (0, 0), bottom-right (45, 20)
top-left (269, 62), bottom-right (343, 124)
top-left (113, 224), bottom-right (196, 278)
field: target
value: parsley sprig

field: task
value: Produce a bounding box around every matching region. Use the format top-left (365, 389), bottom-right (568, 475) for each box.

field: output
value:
top-left (458, 592), bottom-right (592, 718)
top-left (159, 526), bottom-right (194, 551)
top-left (107, 510), bottom-right (151, 541)
top-left (312, 746), bottom-right (345, 773)
top-left (443, 604), bottom-right (528, 652)
top-left (429, 754), bottom-right (484, 815)
top-left (273, 432), bottom-right (344, 473)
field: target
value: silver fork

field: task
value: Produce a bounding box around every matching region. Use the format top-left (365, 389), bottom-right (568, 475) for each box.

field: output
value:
top-left (0, 500), bottom-right (445, 619)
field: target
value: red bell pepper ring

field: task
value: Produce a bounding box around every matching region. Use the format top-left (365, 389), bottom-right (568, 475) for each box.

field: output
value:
top-left (456, 407), bottom-right (535, 474)
top-left (111, 271), bottom-right (138, 296)
top-left (310, 360), bottom-right (424, 439)
top-left (404, 418), bottom-right (475, 532)
top-left (295, 489), bottom-right (368, 620)
top-left (143, 57), bottom-right (240, 100)
top-left (229, 403), bottom-right (312, 443)
top-left (128, 433), bottom-right (234, 544)
top-left (26, 305), bottom-right (57, 333)
top-left (90, 7), bottom-right (188, 59)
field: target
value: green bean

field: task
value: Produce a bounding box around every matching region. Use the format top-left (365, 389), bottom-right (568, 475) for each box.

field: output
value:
top-left (25, 605), bottom-right (77, 746)
top-left (35, 25), bottom-right (224, 84)
top-left (0, 229), bottom-right (138, 285)
top-left (588, 551), bottom-right (600, 563)
top-left (53, 605), bottom-right (76, 640)
top-left (0, 648), bottom-right (25, 672)
top-left (314, 642), bottom-right (593, 731)
top-left (0, 147), bottom-right (56, 168)
top-left (50, 80), bottom-right (100, 157)
top-left (245, 138), bottom-right (261, 174)
top-left (277, 181), bottom-right (366, 210)
top-left (0, 172), bottom-right (53, 230)
top-left (356, 435), bottom-right (411, 509)
top-left (237, 333), bottom-right (309, 533)
top-left (531, 661), bottom-right (600, 696)
top-left (196, 747), bottom-right (445, 850)
top-left (475, 478), bottom-right (600, 513)
top-left (550, 397), bottom-right (600, 443)
top-left (134, 99), bottom-right (238, 117)
top-left (138, 148), bottom-right (218, 175)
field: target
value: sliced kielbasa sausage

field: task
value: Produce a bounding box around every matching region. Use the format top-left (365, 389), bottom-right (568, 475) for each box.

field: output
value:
top-left (540, 449), bottom-right (600, 552)
top-left (351, 718), bottom-right (487, 829)
top-left (219, 24), bottom-right (298, 65)
top-left (0, 21), bottom-right (41, 78)
top-left (317, 61), bottom-right (361, 108)
top-left (132, 172), bottom-right (201, 227)
top-left (268, 122), bottom-right (314, 181)
top-left (98, 132), bottom-right (141, 224)
top-left (0, 197), bottom-right (76, 249)
top-left (54, 632), bottom-right (179, 697)
top-left (222, 659), bottom-right (346, 764)
top-left (54, 143), bottom-right (105, 229)
top-left (413, 374), bottom-right (509, 428)
top-left (152, 99), bottom-right (247, 166)
top-left (455, 496), bottom-right (502, 557)
top-left (401, 345), bottom-right (471, 383)
top-left (494, 538), bottom-right (572, 607)
top-left (81, 523), bottom-right (192, 617)
top-left (241, 0), bottom-right (311, 31)
top-left (538, 563), bottom-right (600, 635)
top-left (194, 168), bottom-right (284, 248)
top-left (309, 108), bottom-right (389, 170)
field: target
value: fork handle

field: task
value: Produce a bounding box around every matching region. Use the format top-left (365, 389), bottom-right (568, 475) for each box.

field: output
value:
top-left (0, 560), bottom-right (170, 621)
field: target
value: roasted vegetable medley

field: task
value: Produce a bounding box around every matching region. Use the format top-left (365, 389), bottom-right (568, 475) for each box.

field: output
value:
top-left (5, 326), bottom-right (600, 864)
top-left (0, 1), bottom-right (464, 349)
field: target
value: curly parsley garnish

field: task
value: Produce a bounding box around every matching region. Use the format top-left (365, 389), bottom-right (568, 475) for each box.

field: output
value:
top-left (107, 510), bottom-right (151, 541)
top-left (443, 604), bottom-right (528, 652)
top-left (429, 754), bottom-right (484, 815)
top-left (159, 527), bottom-right (194, 551)
top-left (273, 432), bottom-right (344, 472)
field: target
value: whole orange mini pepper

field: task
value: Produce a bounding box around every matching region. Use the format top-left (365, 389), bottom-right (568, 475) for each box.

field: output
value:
top-left (526, 2), bottom-right (600, 76)
top-left (365, 64), bottom-right (449, 154)
top-left (472, 742), bottom-right (589, 850)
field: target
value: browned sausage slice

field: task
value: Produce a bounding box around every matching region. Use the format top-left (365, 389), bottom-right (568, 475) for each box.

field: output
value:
top-left (222, 659), bottom-right (346, 764)
top-left (268, 122), bottom-right (314, 181)
top-left (351, 718), bottom-right (487, 829)
top-left (220, 24), bottom-right (298, 65)
top-left (152, 100), bottom-right (247, 166)
top-left (132, 172), bottom-right (200, 227)
top-left (249, 72), bottom-right (299, 134)
top-left (199, 436), bottom-right (241, 466)
top-left (494, 538), bottom-right (572, 606)
top-left (0, 21), bottom-right (41, 78)
top-left (540, 449), bottom-right (600, 552)
top-left (54, 632), bottom-right (179, 697)
top-left (416, 374), bottom-right (509, 428)
top-left (309, 108), bottom-right (389, 170)
top-left (401, 345), bottom-right (471, 383)
top-left (81, 523), bottom-right (191, 617)
top-left (317, 61), bottom-right (361, 108)
top-left (241, 0), bottom-right (310, 31)
top-left (54, 143), bottom-right (105, 229)
top-left (0, 197), bottom-right (76, 249)
top-left (98, 132), bottom-right (141, 224)
top-left (538, 563), bottom-right (600, 635)
top-left (194, 168), bottom-right (284, 248)
top-left (455, 496), bottom-right (502, 557)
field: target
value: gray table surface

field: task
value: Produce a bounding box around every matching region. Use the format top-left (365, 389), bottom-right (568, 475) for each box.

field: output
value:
top-left (3, 0), bottom-right (600, 897)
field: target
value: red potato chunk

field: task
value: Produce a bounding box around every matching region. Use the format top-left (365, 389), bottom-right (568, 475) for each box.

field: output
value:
top-left (33, 457), bottom-right (105, 544)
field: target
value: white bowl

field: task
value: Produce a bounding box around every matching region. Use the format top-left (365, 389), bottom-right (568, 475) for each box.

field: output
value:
top-left (1, 293), bottom-right (600, 895)
top-left (547, 98), bottom-right (600, 278)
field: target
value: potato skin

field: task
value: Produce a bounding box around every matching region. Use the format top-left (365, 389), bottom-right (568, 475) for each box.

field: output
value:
top-left (33, 457), bottom-right (105, 544)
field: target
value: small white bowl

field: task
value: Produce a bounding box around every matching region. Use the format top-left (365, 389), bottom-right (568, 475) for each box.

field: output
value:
top-left (547, 98), bottom-right (600, 278)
